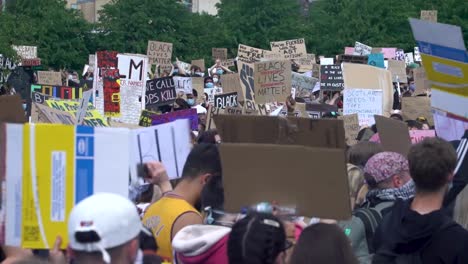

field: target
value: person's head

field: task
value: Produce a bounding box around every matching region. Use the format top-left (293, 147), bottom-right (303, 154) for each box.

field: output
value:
top-left (290, 223), bottom-right (358, 264)
top-left (416, 116), bottom-right (430, 129)
top-left (212, 73), bottom-right (220, 84)
top-left (347, 142), bottom-right (384, 168)
top-left (406, 120), bottom-right (423, 130)
top-left (68, 193), bottom-right (142, 264)
top-left (408, 137), bottom-right (457, 194)
top-left (228, 212), bottom-right (289, 264)
top-left (174, 98), bottom-right (191, 110)
top-left (186, 89), bottom-right (197, 106)
top-left (191, 65), bottom-right (203, 77)
top-left (197, 129), bottom-right (221, 144)
top-left (390, 113), bottom-right (403, 121)
top-left (205, 77), bottom-right (214, 88)
top-left (364, 152), bottom-right (411, 190)
top-left (356, 127), bottom-right (375, 142)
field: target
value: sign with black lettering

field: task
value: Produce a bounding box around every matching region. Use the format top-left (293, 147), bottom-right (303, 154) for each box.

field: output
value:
top-left (320, 65), bottom-right (344, 91)
top-left (145, 77), bottom-right (176, 107)
top-left (214, 92), bottom-right (238, 109)
top-left (254, 60), bottom-right (292, 104)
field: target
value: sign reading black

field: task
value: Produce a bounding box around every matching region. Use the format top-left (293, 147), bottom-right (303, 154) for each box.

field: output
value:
top-left (320, 65), bottom-right (344, 91)
top-left (145, 77), bottom-right (176, 107)
top-left (214, 92), bottom-right (238, 109)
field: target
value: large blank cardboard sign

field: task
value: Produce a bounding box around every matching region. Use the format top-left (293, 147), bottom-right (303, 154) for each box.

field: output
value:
top-left (213, 115), bottom-right (346, 149)
top-left (401, 96), bottom-right (433, 125)
top-left (0, 96), bottom-right (27, 123)
top-left (375, 115), bottom-right (411, 157)
top-left (219, 143), bottom-right (351, 219)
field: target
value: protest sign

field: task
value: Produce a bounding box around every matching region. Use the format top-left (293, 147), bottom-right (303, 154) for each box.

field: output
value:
top-left (371, 48), bottom-right (397, 59)
top-left (33, 103), bottom-right (77, 125)
top-left (220, 143), bottom-right (351, 219)
top-left (214, 92), bottom-right (238, 109)
top-left (102, 69), bottom-right (121, 117)
top-left (212, 48), bottom-right (228, 60)
top-left (205, 105), bottom-right (224, 130)
top-left (139, 109), bottom-right (159, 127)
top-left (173, 76), bottom-right (193, 94)
top-left (96, 50), bottom-right (118, 68)
top-left (344, 47), bottom-right (355, 55)
top-left (145, 77), bottom-right (176, 107)
top-left (270, 38), bottom-right (307, 60)
top-left (296, 54), bottom-right (316, 72)
top-left (353, 41), bottom-right (372, 56)
top-left (387, 59), bottom-right (408, 82)
top-left (46, 100), bottom-right (108, 127)
top-left (343, 89), bottom-right (383, 127)
top-left (338, 114), bottom-right (360, 146)
top-left (221, 74), bottom-right (243, 101)
top-left (291, 72), bottom-right (319, 98)
top-left (337, 55), bottom-right (368, 65)
top-left (130, 119), bottom-right (192, 180)
top-left (401, 96), bottom-right (433, 125)
top-left (254, 60), bottom-right (292, 104)
top-left (368, 53), bottom-right (385, 68)
top-left (31, 84), bottom-right (82, 100)
top-left (76, 89), bottom-right (93, 125)
top-left (31, 91), bottom-right (51, 105)
top-left (414, 47), bottom-right (422, 62)
top-left (237, 44), bottom-right (269, 63)
top-left (394, 49), bottom-right (405, 61)
top-left (413, 67), bottom-right (430, 95)
top-left (151, 108), bottom-right (198, 131)
top-left (191, 59), bottom-right (205, 71)
top-left (0, 96), bottom-right (27, 123)
top-left (12, 45), bottom-right (37, 59)
top-left (237, 61), bottom-right (255, 102)
top-left (421, 10), bottom-right (437, 23)
top-left (221, 59), bottom-right (236, 68)
top-left (305, 103), bottom-right (339, 118)
top-left (433, 110), bottom-right (468, 141)
top-left (37, 71), bottom-right (62, 86)
top-left (320, 65), bottom-right (344, 91)
top-left (191, 77), bottom-right (205, 104)
top-left (375, 115), bottom-right (412, 157)
top-left (205, 87), bottom-right (223, 104)
top-left (225, 106), bottom-right (244, 116)
top-left (320, 57), bottom-right (334, 65)
top-left (410, 130), bottom-right (436, 143)
top-left (177, 61), bottom-right (191, 74)
top-left (405, 52), bottom-right (414, 65)
top-left (147, 41), bottom-right (173, 66)
top-left (89, 54), bottom-right (96, 71)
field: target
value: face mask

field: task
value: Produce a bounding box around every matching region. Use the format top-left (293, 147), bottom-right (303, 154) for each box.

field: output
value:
top-left (205, 82), bottom-right (214, 88)
top-left (217, 69), bottom-right (224, 75)
top-left (173, 69), bottom-right (179, 75)
top-left (22, 103), bottom-right (27, 110)
top-left (68, 75), bottom-right (73, 80)
top-left (187, 98), bottom-right (195, 106)
top-left (213, 77), bottom-right (219, 83)
top-left (195, 72), bottom-right (204, 77)
top-left (409, 84), bottom-right (415, 91)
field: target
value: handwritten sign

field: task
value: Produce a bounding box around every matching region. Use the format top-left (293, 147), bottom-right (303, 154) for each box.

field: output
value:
top-left (343, 89), bottom-right (383, 126)
top-left (212, 48), bottom-right (228, 60)
top-left (401, 97), bottom-right (433, 125)
top-left (34, 103), bottom-right (76, 125)
top-left (405, 52), bottom-right (414, 65)
top-left (296, 54), bottom-right (316, 72)
top-left (320, 65), bottom-right (344, 91)
top-left (139, 109), bottom-right (159, 127)
top-left (147, 41), bottom-right (173, 66)
top-left (371, 48), bottom-right (397, 59)
top-left (421, 10), bottom-right (437, 23)
top-left (413, 67), bottom-right (430, 95)
top-left (145, 77), bottom-right (177, 107)
top-left (410, 130), bottom-right (436, 143)
top-left (237, 44), bottom-right (269, 63)
top-left (214, 92), bottom-right (238, 109)
top-left (221, 59), bottom-right (236, 68)
top-left (368, 53), bottom-right (385, 68)
top-left (221, 74), bottom-right (243, 101)
top-left (292, 72), bottom-right (319, 98)
top-left (270, 38), bottom-right (307, 60)
top-left (12, 45), bottom-right (37, 59)
top-left (37, 71), bottom-right (62, 86)
top-left (151, 108), bottom-right (198, 131)
top-left (394, 49), bottom-right (405, 61)
top-left (353, 42), bottom-right (372, 56)
top-left (338, 114), bottom-right (360, 145)
top-left (387, 59), bottom-right (407, 82)
top-left (254, 60), bottom-right (292, 104)
top-left (205, 87), bottom-right (223, 104)
top-left (173, 76), bottom-right (193, 94)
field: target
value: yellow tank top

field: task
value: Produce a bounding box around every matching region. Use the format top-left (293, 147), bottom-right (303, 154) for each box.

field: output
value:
top-left (142, 194), bottom-right (200, 263)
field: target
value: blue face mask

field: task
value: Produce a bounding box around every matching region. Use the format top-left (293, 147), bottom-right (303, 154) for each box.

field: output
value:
top-left (187, 98), bottom-right (195, 106)
top-left (217, 69), bottom-right (224, 75)
top-left (205, 82), bottom-right (214, 88)
top-left (173, 69), bottom-right (179, 75)
top-left (22, 103), bottom-right (27, 110)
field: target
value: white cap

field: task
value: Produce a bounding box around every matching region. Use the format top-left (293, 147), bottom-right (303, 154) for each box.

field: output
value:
top-left (68, 193), bottom-right (143, 263)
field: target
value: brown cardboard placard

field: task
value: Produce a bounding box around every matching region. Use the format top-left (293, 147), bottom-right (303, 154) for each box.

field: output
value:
top-left (221, 74), bottom-right (244, 101)
top-left (219, 143), bottom-right (351, 219)
top-left (192, 77), bottom-right (205, 105)
top-left (413, 67), bottom-right (430, 96)
top-left (33, 103), bottom-right (76, 125)
top-left (147, 41), bottom-right (173, 66)
top-left (212, 48), bottom-right (228, 60)
top-left (401, 96), bottom-right (433, 125)
top-left (213, 115), bottom-right (346, 149)
top-left (387, 59), bottom-right (408, 83)
top-left (237, 60), bottom-right (255, 103)
top-left (375, 115), bottom-right (411, 157)
top-left (420, 10), bottom-right (437, 23)
top-left (338, 114), bottom-right (360, 146)
top-left (37, 71), bottom-right (62, 86)
top-left (270, 38), bottom-right (307, 60)
top-left (0, 96), bottom-right (27, 123)
top-left (205, 105), bottom-right (225, 130)
top-left (191, 59), bottom-right (205, 71)
top-left (237, 44), bottom-right (269, 64)
top-left (221, 59), bottom-right (236, 68)
top-left (254, 60), bottom-right (292, 104)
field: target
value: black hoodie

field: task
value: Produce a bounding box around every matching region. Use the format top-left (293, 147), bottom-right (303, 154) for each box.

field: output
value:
top-left (372, 199), bottom-right (468, 264)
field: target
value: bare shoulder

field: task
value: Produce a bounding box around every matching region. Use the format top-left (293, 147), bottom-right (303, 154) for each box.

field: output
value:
top-left (171, 211), bottom-right (203, 239)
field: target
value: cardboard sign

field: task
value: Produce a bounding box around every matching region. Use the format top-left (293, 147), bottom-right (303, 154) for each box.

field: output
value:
top-left (394, 49), bottom-right (405, 61)
top-left (343, 89), bottom-right (383, 127)
top-left (191, 59), bottom-right (205, 71)
top-left (409, 130), bottom-right (436, 143)
top-left (296, 53), bottom-right (316, 72)
top-left (414, 47), bottom-right (422, 62)
top-left (221, 74), bottom-right (244, 101)
top-left (371, 48), bottom-right (397, 59)
top-left (76, 89), bottom-right (93, 125)
top-left (145, 77), bottom-right (177, 107)
top-left (12, 45), bottom-right (37, 59)
top-left (270, 38), bottom-right (307, 60)
top-left (375, 115), bottom-right (412, 157)
top-left (214, 92), bottom-right (238, 109)
top-left (151, 108), bottom-right (198, 131)
top-left (138, 109), bottom-right (159, 127)
top-left (353, 41), bottom-right (372, 56)
top-left (219, 143), bottom-right (351, 219)
top-left (96, 50), bottom-right (118, 68)
top-left (368, 53), bottom-right (385, 68)
top-left (387, 59), bottom-right (408, 82)
top-left (320, 65), bottom-right (344, 91)
top-left (221, 59), bottom-right (236, 68)
top-left (102, 69), bottom-right (121, 117)
top-left (344, 47), bottom-right (355, 55)
top-left (46, 100), bottom-right (108, 127)
top-left (0, 96), bottom-right (27, 123)
top-left (147, 41), bottom-right (173, 66)
top-left (237, 44), bottom-right (269, 63)
top-left (212, 48), bottom-right (228, 60)
top-left (254, 60), bottom-right (292, 104)
top-left (205, 105), bottom-right (224, 130)
top-left (213, 115), bottom-right (346, 149)
top-left (401, 96), bottom-right (433, 125)
top-left (238, 61), bottom-right (255, 102)
top-left (320, 58), bottom-right (334, 65)
top-left (421, 10), bottom-right (437, 23)
top-left (33, 103), bottom-right (76, 125)
top-left (405, 52), bottom-right (414, 65)
top-left (205, 87), bottom-right (223, 104)
top-left (191, 77), bottom-right (205, 104)
top-left (173, 76), bottom-right (193, 94)
top-left (338, 114), bottom-right (360, 146)
top-left (291, 72), bottom-right (319, 98)
top-left (37, 71), bottom-right (62, 86)
top-left (413, 67), bottom-right (430, 95)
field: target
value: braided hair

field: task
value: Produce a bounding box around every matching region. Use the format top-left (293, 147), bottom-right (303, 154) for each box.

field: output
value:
top-left (228, 212), bottom-right (286, 264)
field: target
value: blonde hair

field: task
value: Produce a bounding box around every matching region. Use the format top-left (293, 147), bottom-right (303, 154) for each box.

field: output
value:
top-left (454, 185), bottom-right (468, 229)
top-left (347, 164), bottom-right (365, 210)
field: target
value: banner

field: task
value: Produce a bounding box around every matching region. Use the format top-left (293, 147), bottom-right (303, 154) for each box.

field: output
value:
top-left (343, 89), bottom-right (383, 126)
top-left (151, 108), bottom-right (198, 131)
top-left (320, 65), bottom-right (344, 91)
top-left (353, 41), bottom-right (372, 56)
top-left (270, 38), bottom-right (307, 60)
top-left (147, 41), bottom-right (173, 66)
top-left (145, 77), bottom-right (176, 107)
top-left (254, 60), bottom-right (292, 104)
top-left (37, 71), bottom-right (62, 86)
top-left (214, 92), bottom-right (238, 109)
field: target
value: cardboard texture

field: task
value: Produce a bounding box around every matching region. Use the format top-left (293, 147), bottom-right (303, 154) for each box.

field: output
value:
top-left (420, 10), bottom-right (437, 22)
top-left (0, 96), bottom-right (27, 123)
top-left (213, 115), bottom-right (346, 149)
top-left (147, 41), bottom-right (173, 66)
top-left (401, 97), bottom-right (433, 125)
top-left (375, 115), bottom-right (412, 157)
top-left (46, 100), bottom-right (108, 127)
top-left (212, 48), bottom-right (228, 60)
top-left (296, 54), bottom-right (316, 72)
top-left (254, 60), bottom-right (292, 104)
top-left (413, 67), bottom-right (430, 95)
top-left (338, 114), bottom-right (359, 146)
top-left (219, 143), bottom-right (351, 219)
top-left (206, 105), bottom-right (225, 130)
top-left (33, 103), bottom-right (77, 125)
top-left (221, 74), bottom-right (244, 101)
top-left (237, 44), bottom-right (269, 63)
top-left (387, 59), bottom-right (408, 82)
top-left (291, 72), bottom-right (318, 98)
top-left (221, 59), bottom-right (236, 68)
top-left (191, 59), bottom-right (205, 71)
top-left (191, 77), bottom-right (205, 104)
top-left (270, 38), bottom-right (307, 60)
top-left (353, 41), bottom-right (372, 56)
top-left (37, 71), bottom-right (62, 86)
top-left (341, 63), bottom-right (394, 117)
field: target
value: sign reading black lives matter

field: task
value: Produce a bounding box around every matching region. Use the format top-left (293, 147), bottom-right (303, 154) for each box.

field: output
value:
top-left (320, 65), bottom-right (345, 91)
top-left (214, 92), bottom-right (238, 109)
top-left (145, 77), bottom-right (177, 107)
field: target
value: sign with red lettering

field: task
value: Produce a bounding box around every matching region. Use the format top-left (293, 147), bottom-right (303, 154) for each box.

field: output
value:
top-left (409, 130), bottom-right (436, 143)
top-left (102, 69), bottom-right (121, 117)
top-left (253, 60), bottom-right (292, 104)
